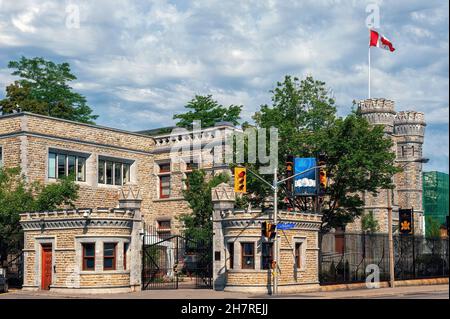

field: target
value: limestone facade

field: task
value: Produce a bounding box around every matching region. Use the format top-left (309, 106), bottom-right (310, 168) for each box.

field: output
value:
top-left (349, 98), bottom-right (426, 235)
top-left (0, 112), bottom-right (238, 235)
top-left (19, 186), bottom-right (143, 293)
top-left (212, 183), bottom-right (322, 294)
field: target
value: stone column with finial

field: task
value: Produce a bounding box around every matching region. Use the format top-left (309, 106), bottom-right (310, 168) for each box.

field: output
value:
top-left (119, 185), bottom-right (143, 292)
top-left (211, 182), bottom-right (235, 291)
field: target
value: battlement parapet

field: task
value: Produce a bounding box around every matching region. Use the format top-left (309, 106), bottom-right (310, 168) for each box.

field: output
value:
top-left (357, 98), bottom-right (396, 115)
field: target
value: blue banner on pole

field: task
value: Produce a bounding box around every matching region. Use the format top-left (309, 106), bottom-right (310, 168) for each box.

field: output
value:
top-left (294, 157), bottom-right (317, 196)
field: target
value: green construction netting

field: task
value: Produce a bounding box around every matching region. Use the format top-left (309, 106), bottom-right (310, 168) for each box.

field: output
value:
top-left (423, 171), bottom-right (449, 226)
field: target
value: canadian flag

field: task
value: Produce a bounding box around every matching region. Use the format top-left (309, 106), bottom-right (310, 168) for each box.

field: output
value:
top-left (369, 30), bottom-right (395, 52)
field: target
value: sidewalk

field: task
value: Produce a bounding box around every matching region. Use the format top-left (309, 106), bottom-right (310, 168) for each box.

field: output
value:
top-left (1, 284), bottom-right (448, 299)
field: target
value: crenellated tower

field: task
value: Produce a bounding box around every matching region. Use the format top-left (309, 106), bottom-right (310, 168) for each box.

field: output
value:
top-left (352, 98), bottom-right (398, 233)
top-left (349, 99), bottom-right (426, 235)
top-left (394, 111), bottom-right (426, 234)
top-left (357, 98), bottom-right (396, 135)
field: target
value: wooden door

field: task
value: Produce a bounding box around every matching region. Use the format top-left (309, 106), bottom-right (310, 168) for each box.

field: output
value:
top-left (41, 244), bottom-right (52, 290)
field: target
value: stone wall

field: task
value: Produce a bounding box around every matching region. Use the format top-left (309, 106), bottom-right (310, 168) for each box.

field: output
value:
top-left (212, 183), bottom-right (322, 294)
top-left (20, 207), bottom-right (140, 293)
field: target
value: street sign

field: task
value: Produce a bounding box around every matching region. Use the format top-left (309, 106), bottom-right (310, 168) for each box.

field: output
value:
top-left (277, 222), bottom-right (296, 230)
top-left (399, 208), bottom-right (413, 235)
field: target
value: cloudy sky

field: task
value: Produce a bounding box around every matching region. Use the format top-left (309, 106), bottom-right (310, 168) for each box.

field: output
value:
top-left (0, 0), bottom-right (448, 172)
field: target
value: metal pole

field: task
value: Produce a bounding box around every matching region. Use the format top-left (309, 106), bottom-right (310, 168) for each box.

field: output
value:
top-left (387, 189), bottom-right (395, 288)
top-left (368, 46), bottom-right (371, 99)
top-left (412, 207), bottom-right (416, 279)
top-left (273, 166), bottom-right (278, 295)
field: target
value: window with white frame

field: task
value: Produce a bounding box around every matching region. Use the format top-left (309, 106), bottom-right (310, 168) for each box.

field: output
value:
top-left (98, 157), bottom-right (132, 186)
top-left (48, 150), bottom-right (87, 182)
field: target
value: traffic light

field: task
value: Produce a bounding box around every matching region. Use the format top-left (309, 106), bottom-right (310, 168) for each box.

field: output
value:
top-left (234, 167), bottom-right (247, 193)
top-left (268, 223), bottom-right (276, 240)
top-left (286, 155), bottom-right (294, 194)
top-left (261, 221), bottom-right (276, 240)
top-left (317, 153), bottom-right (327, 193)
top-left (262, 221), bottom-right (268, 238)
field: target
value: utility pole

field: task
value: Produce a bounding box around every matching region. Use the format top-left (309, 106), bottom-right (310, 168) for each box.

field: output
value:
top-left (272, 166), bottom-right (279, 295)
top-left (387, 188), bottom-right (395, 288)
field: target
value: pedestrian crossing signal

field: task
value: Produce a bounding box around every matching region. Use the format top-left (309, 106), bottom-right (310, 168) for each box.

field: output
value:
top-left (234, 167), bottom-right (247, 193)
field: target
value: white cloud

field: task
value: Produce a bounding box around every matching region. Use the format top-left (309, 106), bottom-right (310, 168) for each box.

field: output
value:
top-left (0, 0), bottom-right (448, 171)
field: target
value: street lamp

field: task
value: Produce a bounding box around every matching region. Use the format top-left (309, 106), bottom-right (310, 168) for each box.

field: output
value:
top-left (387, 157), bottom-right (429, 288)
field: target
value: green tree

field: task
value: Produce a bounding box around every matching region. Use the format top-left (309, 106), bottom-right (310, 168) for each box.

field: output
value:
top-left (319, 113), bottom-right (399, 232)
top-left (0, 167), bottom-right (79, 263)
top-left (361, 211), bottom-right (380, 233)
top-left (179, 169), bottom-right (229, 242)
top-left (173, 95), bottom-right (242, 129)
top-left (245, 75), bottom-right (398, 232)
top-left (0, 56), bottom-right (98, 124)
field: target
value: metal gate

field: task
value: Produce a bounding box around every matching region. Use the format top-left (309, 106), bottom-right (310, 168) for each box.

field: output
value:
top-left (142, 225), bottom-right (212, 290)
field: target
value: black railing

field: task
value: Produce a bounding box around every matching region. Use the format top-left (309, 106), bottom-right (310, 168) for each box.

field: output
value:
top-left (142, 224), bottom-right (213, 290)
top-left (319, 232), bottom-right (449, 285)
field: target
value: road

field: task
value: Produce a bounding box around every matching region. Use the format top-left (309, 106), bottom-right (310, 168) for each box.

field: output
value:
top-left (0, 284), bottom-right (448, 299)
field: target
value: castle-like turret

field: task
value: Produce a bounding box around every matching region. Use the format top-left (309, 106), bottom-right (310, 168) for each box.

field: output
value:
top-left (352, 98), bottom-right (398, 233)
top-left (394, 111), bottom-right (426, 234)
top-left (358, 98), bottom-right (396, 135)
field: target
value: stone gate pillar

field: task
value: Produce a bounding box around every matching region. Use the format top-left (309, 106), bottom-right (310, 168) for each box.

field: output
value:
top-left (119, 186), bottom-right (143, 292)
top-left (211, 182), bottom-right (235, 291)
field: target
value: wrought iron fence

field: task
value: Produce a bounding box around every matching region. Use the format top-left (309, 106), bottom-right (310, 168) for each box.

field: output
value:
top-left (142, 224), bottom-right (212, 290)
top-left (319, 232), bottom-right (449, 285)
top-left (0, 232), bottom-right (24, 288)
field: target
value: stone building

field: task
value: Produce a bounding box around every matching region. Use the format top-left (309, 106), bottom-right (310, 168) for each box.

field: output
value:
top-left (0, 112), bottom-right (238, 236)
top-left (211, 183), bottom-right (322, 294)
top-left (19, 187), bottom-right (143, 293)
top-left (350, 98), bottom-right (427, 234)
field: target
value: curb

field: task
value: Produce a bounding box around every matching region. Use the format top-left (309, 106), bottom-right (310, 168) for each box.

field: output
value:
top-left (320, 277), bottom-right (449, 292)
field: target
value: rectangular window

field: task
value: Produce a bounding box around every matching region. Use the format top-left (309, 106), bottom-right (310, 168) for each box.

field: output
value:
top-left (159, 175), bottom-right (171, 198)
top-left (98, 158), bottom-right (132, 186)
top-left (123, 163), bottom-right (131, 184)
top-left (295, 243), bottom-right (302, 268)
top-left (82, 243), bottom-right (95, 271)
top-left (103, 243), bottom-right (116, 270)
top-left (159, 163), bottom-right (171, 173)
top-left (123, 243), bottom-right (129, 270)
top-left (77, 157), bottom-right (86, 182)
top-left (228, 243), bottom-right (234, 269)
top-left (49, 151), bottom-right (86, 181)
top-left (68, 155), bottom-right (76, 177)
top-left (261, 243), bottom-right (273, 270)
top-left (106, 161), bottom-right (113, 185)
top-left (57, 154), bottom-right (66, 178)
top-left (0, 146), bottom-right (2, 167)
top-left (98, 160), bottom-right (105, 184)
top-left (48, 152), bottom-right (56, 179)
top-left (241, 242), bottom-right (255, 269)
top-left (158, 220), bottom-right (171, 230)
top-left (114, 162), bottom-right (122, 186)
top-left (186, 162), bottom-right (199, 171)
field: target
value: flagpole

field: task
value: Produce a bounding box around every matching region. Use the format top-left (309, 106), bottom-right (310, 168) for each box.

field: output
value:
top-left (368, 43), bottom-right (371, 99)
